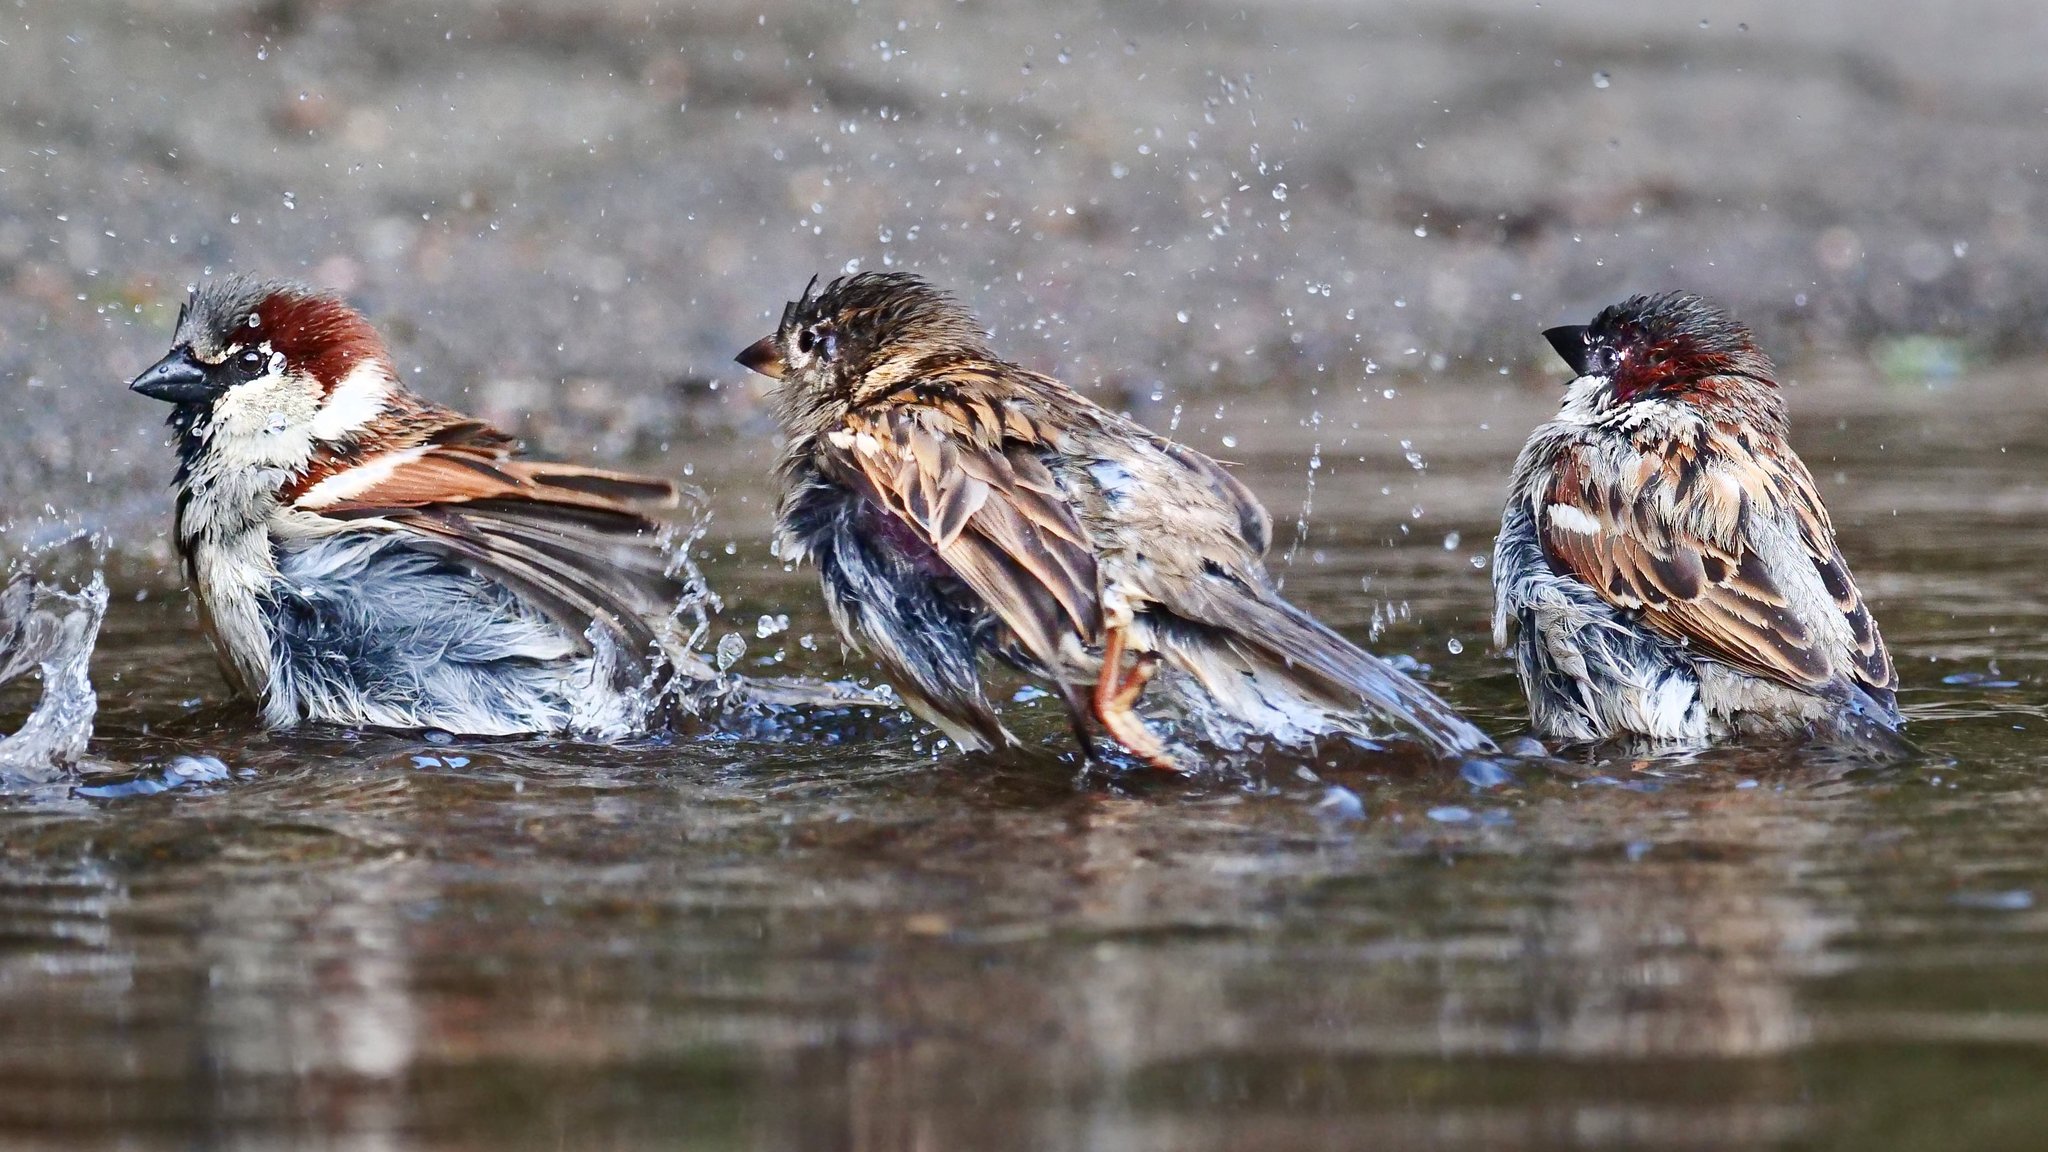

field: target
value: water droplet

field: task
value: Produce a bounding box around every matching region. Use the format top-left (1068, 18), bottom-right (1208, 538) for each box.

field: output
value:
top-left (1313, 786), bottom-right (1365, 823)
top-left (756, 614), bottom-right (790, 639)
top-left (1592, 71), bottom-right (1611, 89)
top-left (1460, 760), bottom-right (1513, 789)
top-left (1446, 638), bottom-right (1464, 655)
top-left (1271, 183), bottom-right (1288, 202)
top-left (1442, 531), bottom-right (1461, 550)
top-left (715, 633), bottom-right (746, 672)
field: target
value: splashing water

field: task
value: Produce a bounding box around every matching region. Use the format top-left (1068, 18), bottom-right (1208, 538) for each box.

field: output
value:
top-left (643, 497), bottom-right (892, 726)
top-left (0, 571), bottom-right (107, 784)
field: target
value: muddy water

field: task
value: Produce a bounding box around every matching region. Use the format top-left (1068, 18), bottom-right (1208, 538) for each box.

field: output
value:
top-left (3, 368), bottom-right (2045, 1150)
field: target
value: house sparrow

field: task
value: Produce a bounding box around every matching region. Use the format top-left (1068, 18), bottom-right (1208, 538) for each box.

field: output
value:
top-left (1491, 292), bottom-right (1899, 744)
top-left (130, 276), bottom-right (718, 737)
top-left (736, 271), bottom-right (1495, 770)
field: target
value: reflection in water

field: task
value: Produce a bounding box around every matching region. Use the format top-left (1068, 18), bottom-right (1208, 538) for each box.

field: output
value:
top-left (740, 781), bottom-right (1860, 1150)
top-left (1507, 790), bottom-right (1845, 1061)
top-left (199, 861), bottom-right (420, 1142)
top-left (3, 382), bottom-right (2048, 1149)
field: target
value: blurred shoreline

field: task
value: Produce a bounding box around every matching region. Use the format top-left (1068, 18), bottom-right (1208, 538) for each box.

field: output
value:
top-left (1, 0), bottom-right (2043, 549)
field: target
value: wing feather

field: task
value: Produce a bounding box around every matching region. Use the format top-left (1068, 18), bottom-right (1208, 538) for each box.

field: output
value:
top-left (825, 393), bottom-right (1099, 675)
top-left (294, 432), bottom-right (684, 677)
top-left (1537, 423), bottom-right (1894, 704)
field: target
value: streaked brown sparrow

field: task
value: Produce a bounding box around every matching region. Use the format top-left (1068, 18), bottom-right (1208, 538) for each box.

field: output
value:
top-left (737, 271), bottom-right (1496, 770)
top-left (132, 276), bottom-right (724, 737)
top-left (1492, 291), bottom-right (1899, 744)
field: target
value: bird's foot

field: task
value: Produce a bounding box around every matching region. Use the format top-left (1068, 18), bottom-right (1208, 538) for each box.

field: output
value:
top-left (1093, 626), bottom-right (1178, 772)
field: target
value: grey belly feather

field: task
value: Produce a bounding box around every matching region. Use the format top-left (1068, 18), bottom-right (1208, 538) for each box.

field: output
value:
top-left (263, 532), bottom-right (639, 736)
top-left (1493, 498), bottom-right (1714, 742)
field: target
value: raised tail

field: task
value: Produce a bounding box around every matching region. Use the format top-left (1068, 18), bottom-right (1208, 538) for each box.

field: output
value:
top-left (1151, 583), bottom-right (1496, 757)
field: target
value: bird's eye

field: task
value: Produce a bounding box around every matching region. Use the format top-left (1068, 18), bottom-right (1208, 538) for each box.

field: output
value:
top-left (795, 328), bottom-right (838, 361)
top-left (232, 347), bottom-right (269, 380)
top-left (1589, 346), bottom-right (1619, 375)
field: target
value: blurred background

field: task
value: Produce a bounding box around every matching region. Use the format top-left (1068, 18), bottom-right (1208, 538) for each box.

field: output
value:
top-left (7, 4), bottom-right (2048, 1151)
top-left (2, 0), bottom-right (2042, 547)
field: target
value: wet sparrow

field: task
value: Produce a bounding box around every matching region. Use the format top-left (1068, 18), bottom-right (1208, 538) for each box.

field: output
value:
top-left (130, 276), bottom-right (708, 737)
top-left (1492, 292), bottom-right (1899, 744)
top-left (737, 272), bottom-right (1495, 770)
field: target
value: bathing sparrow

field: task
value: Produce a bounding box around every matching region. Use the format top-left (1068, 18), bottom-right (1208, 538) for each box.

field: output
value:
top-left (738, 272), bottom-right (1495, 770)
top-left (1492, 292), bottom-right (1899, 744)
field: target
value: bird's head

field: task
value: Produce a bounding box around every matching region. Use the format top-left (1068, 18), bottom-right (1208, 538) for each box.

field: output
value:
top-left (1542, 292), bottom-right (1775, 409)
top-left (130, 276), bottom-right (399, 455)
top-left (735, 271), bottom-right (991, 416)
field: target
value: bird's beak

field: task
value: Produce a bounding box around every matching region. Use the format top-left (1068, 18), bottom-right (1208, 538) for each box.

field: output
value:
top-left (734, 335), bottom-right (787, 380)
top-left (128, 346), bottom-right (220, 405)
top-left (1541, 325), bottom-right (1593, 378)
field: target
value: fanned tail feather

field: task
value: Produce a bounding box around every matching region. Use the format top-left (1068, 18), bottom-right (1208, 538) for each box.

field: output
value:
top-left (1160, 585), bottom-right (1496, 757)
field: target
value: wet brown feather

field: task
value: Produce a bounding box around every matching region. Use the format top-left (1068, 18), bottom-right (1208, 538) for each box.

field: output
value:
top-left (294, 399), bottom-right (683, 662)
top-left (1538, 414), bottom-right (1893, 697)
top-left (821, 380), bottom-right (1102, 678)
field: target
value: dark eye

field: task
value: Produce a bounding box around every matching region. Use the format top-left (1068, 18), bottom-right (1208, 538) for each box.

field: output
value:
top-left (232, 348), bottom-right (269, 380)
top-left (796, 328), bottom-right (838, 361)
top-left (1589, 346), bottom-right (1619, 375)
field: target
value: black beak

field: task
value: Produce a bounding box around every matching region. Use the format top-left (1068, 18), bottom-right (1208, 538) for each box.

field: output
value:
top-left (1541, 325), bottom-right (1594, 377)
top-left (734, 335), bottom-right (787, 380)
top-left (129, 347), bottom-right (220, 405)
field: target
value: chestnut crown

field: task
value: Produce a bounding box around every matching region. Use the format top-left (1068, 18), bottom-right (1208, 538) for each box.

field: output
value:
top-left (1542, 292), bottom-right (1774, 402)
top-left (129, 276), bottom-right (391, 409)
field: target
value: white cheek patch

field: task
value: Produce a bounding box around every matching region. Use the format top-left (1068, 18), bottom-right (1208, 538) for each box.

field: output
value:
top-left (295, 445), bottom-right (432, 509)
top-left (1555, 374), bottom-right (1613, 424)
top-left (1546, 502), bottom-right (1604, 537)
top-left (309, 359), bottom-right (394, 442)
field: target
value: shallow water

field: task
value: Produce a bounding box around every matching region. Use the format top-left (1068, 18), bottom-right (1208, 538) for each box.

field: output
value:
top-left (4, 368), bottom-right (2046, 1150)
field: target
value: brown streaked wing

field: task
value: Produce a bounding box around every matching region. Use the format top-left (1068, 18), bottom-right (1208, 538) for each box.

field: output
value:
top-left (1749, 433), bottom-right (1897, 693)
top-left (296, 437), bottom-right (685, 671)
top-left (380, 500), bottom-right (681, 668)
top-left (293, 430), bottom-right (680, 517)
top-left (826, 394), bottom-right (1100, 675)
top-left (1537, 435), bottom-right (1849, 695)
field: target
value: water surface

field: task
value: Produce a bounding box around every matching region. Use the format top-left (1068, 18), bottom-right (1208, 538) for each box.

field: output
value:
top-left (3, 369), bottom-right (2044, 1150)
